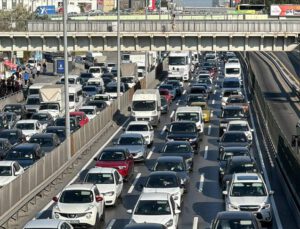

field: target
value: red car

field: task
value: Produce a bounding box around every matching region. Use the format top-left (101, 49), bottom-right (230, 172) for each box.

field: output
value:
top-left (70, 111), bottom-right (89, 127)
top-left (159, 88), bottom-right (172, 104)
top-left (94, 147), bottom-right (134, 181)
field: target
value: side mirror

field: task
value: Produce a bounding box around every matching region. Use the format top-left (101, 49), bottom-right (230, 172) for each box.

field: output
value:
top-left (269, 190), bottom-right (275, 195)
top-left (174, 208), bottom-right (181, 214)
top-left (138, 184), bottom-right (144, 190)
top-left (94, 157), bottom-right (98, 161)
top-left (14, 170), bottom-right (21, 176)
top-left (222, 190), bottom-right (228, 196)
top-left (127, 209), bottom-right (133, 214)
top-left (128, 106), bottom-right (131, 112)
top-left (52, 196), bottom-right (58, 202)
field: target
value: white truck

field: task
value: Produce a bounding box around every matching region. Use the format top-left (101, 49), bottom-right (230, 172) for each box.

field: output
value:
top-left (129, 89), bottom-right (161, 126)
top-left (121, 63), bottom-right (138, 88)
top-left (168, 51), bottom-right (191, 81)
top-left (122, 52), bottom-right (146, 78)
top-left (39, 85), bottom-right (65, 119)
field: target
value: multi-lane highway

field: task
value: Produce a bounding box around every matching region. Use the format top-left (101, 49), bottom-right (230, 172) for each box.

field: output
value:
top-left (24, 55), bottom-right (299, 229)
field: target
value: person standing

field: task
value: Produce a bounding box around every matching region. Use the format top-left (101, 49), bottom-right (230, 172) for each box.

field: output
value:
top-left (37, 63), bottom-right (41, 77)
top-left (43, 62), bottom-right (47, 74)
top-left (24, 69), bottom-right (29, 86)
top-left (32, 66), bottom-right (37, 79)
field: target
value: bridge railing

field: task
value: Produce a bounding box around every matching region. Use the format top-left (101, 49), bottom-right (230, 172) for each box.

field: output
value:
top-left (26, 20), bottom-right (300, 33)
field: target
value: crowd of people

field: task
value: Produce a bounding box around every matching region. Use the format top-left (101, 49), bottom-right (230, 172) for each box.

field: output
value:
top-left (0, 62), bottom-right (46, 97)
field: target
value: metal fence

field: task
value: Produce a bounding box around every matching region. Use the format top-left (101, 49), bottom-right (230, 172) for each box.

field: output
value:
top-left (26, 20), bottom-right (300, 33)
top-left (0, 74), bottom-right (153, 226)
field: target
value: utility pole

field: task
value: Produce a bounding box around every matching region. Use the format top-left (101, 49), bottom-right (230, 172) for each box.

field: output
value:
top-left (117, 0), bottom-right (121, 110)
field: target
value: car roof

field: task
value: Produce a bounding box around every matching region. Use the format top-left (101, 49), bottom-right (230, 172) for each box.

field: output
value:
top-left (128, 121), bottom-right (150, 125)
top-left (70, 111), bottom-right (85, 115)
top-left (0, 160), bottom-right (15, 166)
top-left (165, 141), bottom-right (190, 146)
top-left (0, 129), bottom-right (21, 134)
top-left (233, 173), bottom-right (263, 183)
top-left (87, 167), bottom-right (117, 174)
top-left (216, 211), bottom-right (254, 220)
top-left (221, 146), bottom-right (249, 151)
top-left (46, 126), bottom-right (65, 130)
top-left (119, 133), bottom-right (143, 138)
top-left (139, 192), bottom-right (170, 200)
top-left (228, 120), bottom-right (249, 125)
top-left (222, 105), bottom-right (244, 110)
top-left (65, 183), bottom-right (95, 191)
top-left (149, 171), bottom-right (178, 177)
top-left (16, 119), bottom-right (38, 124)
top-left (103, 146), bottom-right (127, 152)
top-left (223, 131), bottom-right (247, 135)
top-left (80, 106), bottom-right (97, 110)
top-left (13, 143), bottom-right (39, 149)
top-left (176, 106), bottom-right (201, 112)
top-left (157, 156), bottom-right (184, 162)
top-left (229, 156), bottom-right (253, 163)
top-left (24, 219), bottom-right (64, 228)
top-left (171, 120), bottom-right (196, 125)
top-left (228, 94), bottom-right (244, 98)
top-left (30, 133), bottom-right (55, 139)
top-left (223, 77), bottom-right (240, 81)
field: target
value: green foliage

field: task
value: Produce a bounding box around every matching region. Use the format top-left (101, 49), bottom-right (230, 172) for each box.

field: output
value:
top-left (0, 4), bottom-right (33, 21)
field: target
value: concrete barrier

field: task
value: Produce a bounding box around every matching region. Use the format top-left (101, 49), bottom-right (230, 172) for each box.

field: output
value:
top-left (0, 91), bottom-right (24, 110)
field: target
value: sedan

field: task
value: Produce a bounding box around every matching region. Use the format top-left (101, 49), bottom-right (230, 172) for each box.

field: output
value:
top-left (29, 133), bottom-right (61, 153)
top-left (0, 129), bottom-right (26, 145)
top-left (31, 112), bottom-right (55, 129)
top-left (24, 219), bottom-right (74, 229)
top-left (115, 133), bottom-right (148, 161)
top-left (218, 146), bottom-right (251, 171)
top-left (218, 131), bottom-right (251, 149)
top-left (165, 80), bottom-right (183, 96)
top-left (125, 121), bottom-right (154, 146)
top-left (94, 147), bottom-right (134, 181)
top-left (226, 120), bottom-right (253, 141)
top-left (44, 126), bottom-right (66, 143)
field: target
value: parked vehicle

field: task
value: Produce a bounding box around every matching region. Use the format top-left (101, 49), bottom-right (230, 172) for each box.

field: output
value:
top-left (0, 161), bottom-right (24, 188)
top-left (29, 133), bottom-right (61, 153)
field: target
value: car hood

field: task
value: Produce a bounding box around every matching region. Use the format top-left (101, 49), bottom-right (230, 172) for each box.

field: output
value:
top-left (21, 130), bottom-right (37, 137)
top-left (132, 214), bottom-right (173, 225)
top-left (229, 196), bottom-right (269, 206)
top-left (56, 202), bottom-right (94, 213)
top-left (96, 160), bottom-right (127, 168)
top-left (161, 152), bottom-right (193, 160)
top-left (117, 145), bottom-right (145, 153)
top-left (96, 184), bottom-right (117, 194)
top-left (167, 132), bottom-right (197, 140)
top-left (0, 176), bottom-right (15, 186)
top-left (219, 142), bottom-right (250, 148)
top-left (143, 187), bottom-right (180, 195)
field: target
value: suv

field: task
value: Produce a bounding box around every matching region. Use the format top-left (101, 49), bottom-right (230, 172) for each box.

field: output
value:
top-left (223, 173), bottom-right (273, 224)
top-left (52, 183), bottom-right (105, 228)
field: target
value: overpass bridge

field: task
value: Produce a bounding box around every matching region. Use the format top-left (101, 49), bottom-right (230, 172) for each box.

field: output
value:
top-left (0, 19), bottom-right (299, 52)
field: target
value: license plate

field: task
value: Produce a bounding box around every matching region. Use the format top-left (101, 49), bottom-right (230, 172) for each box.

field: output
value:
top-left (67, 220), bottom-right (80, 224)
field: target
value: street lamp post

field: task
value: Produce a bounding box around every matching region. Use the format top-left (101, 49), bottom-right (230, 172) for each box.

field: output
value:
top-left (117, 0), bottom-right (121, 110)
top-left (63, 0), bottom-right (71, 159)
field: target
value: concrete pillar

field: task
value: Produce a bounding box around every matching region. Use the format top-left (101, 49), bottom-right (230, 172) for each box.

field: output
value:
top-left (88, 36), bottom-right (93, 51)
top-left (26, 36), bottom-right (31, 51)
top-left (73, 35), bottom-right (77, 51)
top-left (229, 35), bottom-right (233, 51)
top-left (166, 36), bottom-right (169, 51)
top-left (273, 36), bottom-right (277, 51)
top-left (197, 36), bottom-right (202, 51)
top-left (57, 36), bottom-right (61, 51)
top-left (42, 36), bottom-right (46, 51)
top-left (103, 36), bottom-right (107, 51)
top-left (150, 35), bottom-right (154, 51)
top-left (134, 35), bottom-right (138, 51)
top-left (260, 36), bottom-right (264, 51)
top-left (10, 36), bottom-right (15, 52)
top-left (213, 35), bottom-right (216, 51)
top-left (245, 35), bottom-right (249, 51)
top-left (181, 35), bottom-right (185, 51)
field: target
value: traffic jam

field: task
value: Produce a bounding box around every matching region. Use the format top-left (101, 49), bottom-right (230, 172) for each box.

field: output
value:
top-left (0, 51), bottom-right (275, 229)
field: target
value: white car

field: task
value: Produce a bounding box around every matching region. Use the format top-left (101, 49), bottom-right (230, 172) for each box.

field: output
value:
top-left (83, 167), bottom-right (123, 206)
top-left (79, 106), bottom-right (98, 120)
top-left (15, 119), bottom-right (44, 141)
top-left (226, 120), bottom-right (253, 141)
top-left (52, 183), bottom-right (105, 227)
top-left (0, 161), bottom-right (24, 188)
top-left (142, 171), bottom-right (184, 207)
top-left (125, 121), bottom-right (154, 146)
top-left (23, 219), bottom-right (73, 229)
top-left (221, 89), bottom-right (242, 107)
top-left (127, 192), bottom-right (181, 229)
top-left (93, 94), bottom-right (112, 106)
top-left (107, 62), bottom-right (116, 72)
top-left (223, 173), bottom-right (273, 224)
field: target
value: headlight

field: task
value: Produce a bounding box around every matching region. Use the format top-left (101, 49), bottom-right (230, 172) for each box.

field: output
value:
top-left (86, 212), bottom-right (92, 219)
top-left (118, 166), bottom-right (127, 170)
top-left (103, 191), bottom-right (115, 196)
top-left (131, 111), bottom-right (136, 116)
top-left (54, 213), bottom-right (60, 219)
top-left (53, 205), bottom-right (60, 211)
top-left (152, 111), bottom-right (157, 115)
top-left (165, 219), bottom-right (173, 227)
top-left (220, 123), bottom-right (227, 127)
top-left (189, 138), bottom-right (197, 142)
top-left (262, 203), bottom-right (271, 209)
top-left (171, 193), bottom-right (180, 200)
top-left (229, 203), bottom-right (239, 210)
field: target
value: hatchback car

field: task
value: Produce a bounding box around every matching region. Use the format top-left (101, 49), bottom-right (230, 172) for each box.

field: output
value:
top-left (31, 112), bottom-right (55, 129)
top-left (15, 119), bottom-right (44, 141)
top-left (2, 104), bottom-right (27, 120)
top-left (127, 192), bottom-right (181, 229)
top-left (125, 121), bottom-right (154, 146)
top-left (0, 129), bottom-right (26, 145)
top-left (94, 147), bottom-right (134, 181)
top-left (218, 146), bottom-right (251, 170)
top-left (226, 120), bottom-right (253, 141)
top-left (70, 112), bottom-right (89, 127)
top-left (218, 131), bottom-right (251, 149)
top-left (0, 160), bottom-right (24, 188)
top-left (29, 133), bottom-right (61, 153)
top-left (23, 219), bottom-right (74, 229)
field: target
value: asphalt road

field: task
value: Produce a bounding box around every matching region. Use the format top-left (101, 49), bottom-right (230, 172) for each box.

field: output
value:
top-left (32, 57), bottom-right (299, 229)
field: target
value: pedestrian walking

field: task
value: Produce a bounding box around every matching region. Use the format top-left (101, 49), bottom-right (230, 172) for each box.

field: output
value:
top-left (43, 62), bottom-right (47, 74)
top-left (37, 63), bottom-right (41, 77)
top-left (32, 66), bottom-right (37, 79)
top-left (24, 70), bottom-right (29, 86)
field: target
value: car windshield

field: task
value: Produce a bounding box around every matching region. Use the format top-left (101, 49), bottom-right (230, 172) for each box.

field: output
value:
top-left (105, 86), bottom-right (117, 93)
top-left (188, 96), bottom-right (206, 103)
top-left (154, 161), bottom-right (184, 172)
top-left (132, 101), bottom-right (156, 111)
top-left (190, 87), bottom-right (206, 94)
top-left (0, 132), bottom-right (18, 143)
top-left (46, 129), bottom-right (65, 139)
top-left (222, 133), bottom-right (247, 143)
top-left (228, 124), bottom-right (249, 131)
top-left (16, 123), bottom-right (35, 130)
top-left (160, 85), bottom-right (173, 91)
top-left (222, 109), bottom-right (244, 118)
top-left (226, 68), bottom-right (240, 74)
top-left (223, 91), bottom-right (240, 97)
top-left (223, 81), bottom-right (240, 88)
top-left (27, 98), bottom-right (40, 105)
top-left (169, 56), bottom-right (186, 65)
top-left (134, 200), bottom-right (171, 215)
top-left (222, 150), bottom-right (249, 160)
top-left (79, 109), bottom-right (94, 115)
top-left (29, 138), bottom-right (53, 147)
top-left (4, 105), bottom-right (21, 113)
top-left (146, 175), bottom-right (178, 188)
top-left (60, 190), bottom-right (93, 203)
top-left (55, 119), bottom-right (66, 126)
top-left (176, 112), bottom-right (199, 122)
top-left (127, 124), bottom-right (148, 132)
top-left (100, 151), bottom-right (125, 161)
top-left (231, 182), bottom-right (266, 197)
top-left (228, 97), bottom-right (245, 103)
top-left (6, 150), bottom-right (35, 160)
top-left (80, 73), bottom-right (93, 79)
top-left (40, 104), bottom-right (59, 110)
top-left (69, 94), bottom-right (75, 102)
top-left (85, 173), bottom-right (114, 184)
top-left (163, 143), bottom-right (191, 154)
top-left (89, 68), bottom-right (101, 73)
top-left (119, 137), bottom-right (143, 145)
top-left (32, 114), bottom-right (49, 121)
top-left (0, 166), bottom-right (12, 176)
top-left (216, 219), bottom-right (255, 229)
top-left (83, 87), bottom-right (97, 92)
top-left (228, 163), bottom-right (257, 174)
top-left (170, 123), bottom-right (196, 132)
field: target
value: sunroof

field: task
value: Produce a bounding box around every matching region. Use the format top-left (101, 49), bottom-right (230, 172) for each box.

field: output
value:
top-left (237, 175), bottom-right (258, 181)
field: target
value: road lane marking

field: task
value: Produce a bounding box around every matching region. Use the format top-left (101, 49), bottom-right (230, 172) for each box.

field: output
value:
top-left (36, 118), bottom-right (131, 218)
top-left (147, 147), bottom-right (155, 159)
top-left (128, 173), bottom-right (141, 194)
top-left (193, 217), bottom-right (199, 229)
top-left (170, 111), bottom-right (175, 119)
top-left (208, 125), bottom-right (212, 135)
top-left (210, 110), bottom-right (213, 118)
top-left (160, 125), bottom-right (166, 135)
top-left (204, 146), bottom-right (208, 160)
top-left (183, 90), bottom-right (186, 95)
top-left (198, 173), bottom-right (205, 192)
top-left (212, 99), bottom-right (215, 104)
top-left (106, 219), bottom-right (116, 229)
top-left (176, 100), bottom-right (180, 106)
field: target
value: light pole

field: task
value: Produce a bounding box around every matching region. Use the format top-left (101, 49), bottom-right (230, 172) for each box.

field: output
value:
top-left (117, 0), bottom-right (121, 110)
top-left (63, 0), bottom-right (71, 159)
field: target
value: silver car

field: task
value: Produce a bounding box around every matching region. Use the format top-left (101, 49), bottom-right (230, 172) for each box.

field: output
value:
top-left (115, 133), bottom-right (148, 161)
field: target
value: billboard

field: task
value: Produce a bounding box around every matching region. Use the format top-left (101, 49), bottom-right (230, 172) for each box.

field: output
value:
top-left (270, 5), bottom-right (300, 17)
top-left (56, 59), bottom-right (65, 75)
top-left (148, 0), bottom-right (156, 11)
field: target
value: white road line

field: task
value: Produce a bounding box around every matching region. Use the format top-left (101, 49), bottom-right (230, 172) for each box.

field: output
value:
top-left (210, 110), bottom-right (213, 118)
top-left (128, 173), bottom-right (141, 194)
top-left (147, 147), bottom-right (155, 159)
top-left (198, 173), bottom-right (205, 192)
top-left (183, 90), bottom-right (186, 95)
top-left (204, 146), bottom-right (208, 160)
top-left (192, 217), bottom-right (199, 229)
top-left (106, 219), bottom-right (116, 229)
top-left (212, 99), bottom-right (215, 104)
top-left (176, 100), bottom-right (180, 106)
top-left (36, 118), bottom-right (131, 218)
top-left (160, 125), bottom-right (166, 135)
top-left (208, 125), bottom-right (212, 135)
top-left (170, 111), bottom-right (175, 119)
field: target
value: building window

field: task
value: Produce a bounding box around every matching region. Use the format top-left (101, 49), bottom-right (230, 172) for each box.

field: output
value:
top-left (2, 0), bottom-right (7, 10)
top-left (12, 0), bottom-right (16, 8)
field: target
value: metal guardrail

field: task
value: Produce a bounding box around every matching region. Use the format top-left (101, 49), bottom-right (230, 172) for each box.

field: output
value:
top-left (26, 20), bottom-right (300, 33)
top-left (0, 75), bottom-right (155, 227)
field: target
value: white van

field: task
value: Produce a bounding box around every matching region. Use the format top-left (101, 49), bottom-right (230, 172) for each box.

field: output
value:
top-left (88, 66), bottom-right (102, 78)
top-left (69, 85), bottom-right (83, 111)
top-left (28, 83), bottom-right (52, 96)
top-left (130, 89), bottom-right (161, 126)
top-left (224, 62), bottom-right (241, 79)
top-left (174, 106), bottom-right (204, 135)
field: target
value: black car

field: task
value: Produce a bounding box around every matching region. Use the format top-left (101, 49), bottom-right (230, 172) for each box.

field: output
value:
top-left (102, 72), bottom-right (115, 80)
top-left (189, 85), bottom-right (208, 100)
top-left (85, 100), bottom-right (107, 112)
top-left (44, 126), bottom-right (66, 142)
top-left (165, 80), bottom-right (183, 96)
top-left (4, 112), bottom-right (19, 129)
top-left (4, 143), bottom-right (44, 169)
top-left (219, 106), bottom-right (248, 136)
top-left (102, 76), bottom-right (114, 87)
top-left (54, 117), bottom-right (80, 132)
top-left (166, 121), bottom-right (201, 150)
top-left (219, 156), bottom-right (259, 189)
top-left (218, 146), bottom-right (251, 170)
top-left (79, 73), bottom-right (93, 85)
top-left (211, 211), bottom-right (261, 229)
top-left (218, 131), bottom-right (251, 149)
top-left (160, 96), bottom-right (169, 114)
top-left (221, 77), bottom-right (242, 89)
top-left (152, 156), bottom-right (189, 191)
top-left (160, 141), bottom-right (194, 171)
top-left (0, 138), bottom-right (12, 159)
top-left (0, 129), bottom-right (26, 145)
top-left (31, 112), bottom-right (55, 128)
top-left (2, 104), bottom-right (27, 120)
top-left (124, 223), bottom-right (167, 229)
top-left (29, 133), bottom-right (61, 153)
